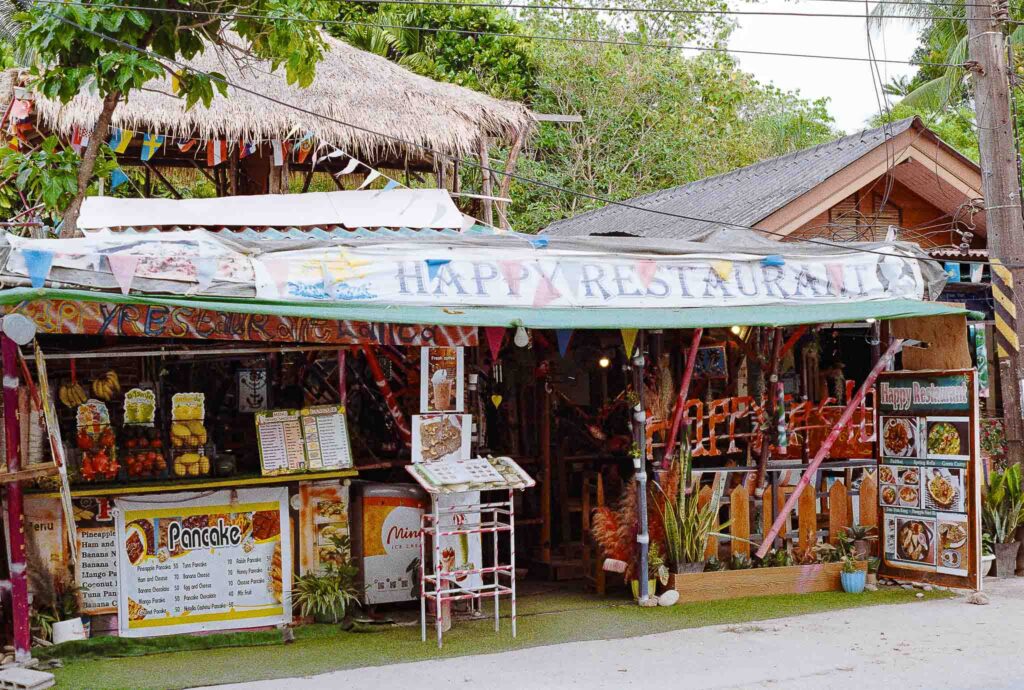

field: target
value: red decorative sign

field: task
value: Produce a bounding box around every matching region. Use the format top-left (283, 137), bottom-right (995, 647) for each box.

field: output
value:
top-left (6, 300), bottom-right (477, 346)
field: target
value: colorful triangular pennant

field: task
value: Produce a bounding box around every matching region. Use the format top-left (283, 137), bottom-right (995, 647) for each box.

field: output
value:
top-left (110, 168), bottom-right (130, 190)
top-left (484, 327), bottom-right (505, 362)
top-left (22, 249), bottom-right (53, 288)
top-left (636, 260), bottom-right (657, 289)
top-left (140, 133), bottom-right (165, 162)
top-left (207, 140), bottom-right (228, 167)
top-left (358, 170), bottom-right (382, 190)
top-left (621, 328), bottom-right (638, 359)
top-left (107, 253), bottom-right (141, 295)
top-left (556, 329), bottom-right (573, 357)
top-left (425, 258), bottom-right (451, 281)
top-left (711, 260), bottom-right (734, 281)
top-left (108, 128), bottom-right (134, 154)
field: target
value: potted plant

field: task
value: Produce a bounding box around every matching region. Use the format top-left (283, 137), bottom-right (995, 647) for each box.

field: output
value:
top-left (293, 535), bottom-right (361, 624)
top-left (844, 525), bottom-right (878, 560)
top-left (866, 556), bottom-right (881, 586)
top-left (632, 543), bottom-right (669, 599)
top-left (839, 556), bottom-right (866, 593)
top-left (982, 534), bottom-right (996, 579)
top-left (982, 464), bottom-right (1024, 577)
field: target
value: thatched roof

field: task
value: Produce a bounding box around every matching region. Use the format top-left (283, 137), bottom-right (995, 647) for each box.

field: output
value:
top-left (18, 32), bottom-right (533, 163)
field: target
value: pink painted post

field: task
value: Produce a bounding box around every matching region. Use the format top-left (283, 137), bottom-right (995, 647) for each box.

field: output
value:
top-left (756, 337), bottom-right (904, 558)
top-left (361, 346), bottom-right (411, 444)
top-left (2, 335), bottom-right (29, 661)
top-left (662, 328), bottom-right (704, 463)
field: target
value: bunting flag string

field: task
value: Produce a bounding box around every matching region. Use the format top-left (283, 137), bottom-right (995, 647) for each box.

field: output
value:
top-left (335, 157), bottom-right (361, 177)
top-left (22, 249), bottom-right (54, 289)
top-left (177, 138), bottom-right (197, 153)
top-left (108, 128), bottom-right (134, 154)
top-left (110, 168), bottom-right (130, 190)
top-left (295, 133), bottom-right (314, 164)
top-left (621, 328), bottom-right (639, 359)
top-left (239, 141), bottom-right (256, 159)
top-left (207, 140), bottom-right (228, 167)
top-left (357, 169), bottom-right (382, 190)
top-left (139, 133), bottom-right (164, 162)
top-left (107, 253), bottom-right (141, 296)
top-left (556, 329), bottom-right (573, 358)
top-left (424, 258), bottom-right (451, 281)
top-left (70, 126), bottom-right (90, 154)
top-left (484, 327), bottom-right (505, 362)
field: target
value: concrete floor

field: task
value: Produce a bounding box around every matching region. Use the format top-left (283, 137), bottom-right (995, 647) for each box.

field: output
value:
top-left (211, 577), bottom-right (1024, 690)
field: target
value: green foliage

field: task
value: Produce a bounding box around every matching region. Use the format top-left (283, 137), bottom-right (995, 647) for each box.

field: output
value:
top-left (983, 463), bottom-right (1024, 544)
top-left (333, 4), bottom-right (538, 102)
top-left (647, 542), bottom-right (669, 585)
top-left (728, 553), bottom-right (752, 570)
top-left (0, 136), bottom-right (114, 217)
top-left (292, 535), bottom-right (362, 623)
top-left (30, 609), bottom-right (56, 642)
top-left (656, 449), bottom-right (731, 567)
top-left (755, 547), bottom-right (794, 568)
top-left (840, 555), bottom-right (860, 574)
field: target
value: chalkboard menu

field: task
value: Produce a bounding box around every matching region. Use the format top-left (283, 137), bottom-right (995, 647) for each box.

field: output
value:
top-left (255, 405), bottom-right (353, 476)
top-left (876, 369), bottom-right (981, 589)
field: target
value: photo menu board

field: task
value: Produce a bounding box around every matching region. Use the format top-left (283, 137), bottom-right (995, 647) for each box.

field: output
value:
top-left (256, 405), bottom-right (353, 475)
top-left (876, 369), bottom-right (981, 589)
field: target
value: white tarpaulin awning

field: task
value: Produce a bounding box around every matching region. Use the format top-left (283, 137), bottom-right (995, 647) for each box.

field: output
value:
top-left (77, 189), bottom-right (464, 230)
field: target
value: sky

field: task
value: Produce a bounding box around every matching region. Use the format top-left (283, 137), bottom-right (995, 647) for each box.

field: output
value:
top-left (729, 0), bottom-right (922, 132)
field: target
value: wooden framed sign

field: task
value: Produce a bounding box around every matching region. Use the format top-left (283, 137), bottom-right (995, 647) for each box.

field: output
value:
top-left (876, 369), bottom-right (981, 590)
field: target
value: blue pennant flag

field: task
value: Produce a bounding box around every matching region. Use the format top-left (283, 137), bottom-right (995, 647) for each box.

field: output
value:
top-left (425, 258), bottom-right (451, 281)
top-left (529, 236), bottom-right (549, 249)
top-left (382, 179), bottom-right (400, 191)
top-left (111, 168), bottom-right (129, 190)
top-left (22, 249), bottom-right (53, 288)
top-left (140, 133), bottom-right (165, 162)
top-left (761, 255), bottom-right (785, 267)
top-left (556, 329), bottom-right (573, 358)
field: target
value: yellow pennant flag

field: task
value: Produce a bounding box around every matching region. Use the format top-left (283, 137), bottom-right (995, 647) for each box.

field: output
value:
top-left (621, 328), bottom-right (638, 358)
top-left (712, 260), bottom-right (734, 281)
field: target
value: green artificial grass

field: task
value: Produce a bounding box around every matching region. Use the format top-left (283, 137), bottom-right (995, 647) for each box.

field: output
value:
top-left (49, 587), bottom-right (953, 689)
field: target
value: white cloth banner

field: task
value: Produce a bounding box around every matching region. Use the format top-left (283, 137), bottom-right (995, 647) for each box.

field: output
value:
top-left (252, 244), bottom-right (925, 309)
top-left (114, 488), bottom-right (291, 637)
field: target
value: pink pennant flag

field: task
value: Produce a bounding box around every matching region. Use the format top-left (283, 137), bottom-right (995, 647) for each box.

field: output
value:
top-left (826, 263), bottom-right (845, 296)
top-left (498, 260), bottom-right (524, 295)
top-left (484, 327), bottom-right (505, 362)
top-left (263, 259), bottom-right (292, 296)
top-left (636, 260), bottom-right (657, 289)
top-left (533, 277), bottom-right (562, 307)
top-left (107, 253), bottom-right (141, 295)
top-left (70, 126), bottom-right (90, 154)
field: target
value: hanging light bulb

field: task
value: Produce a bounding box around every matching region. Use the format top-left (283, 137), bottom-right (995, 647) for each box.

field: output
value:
top-left (730, 325), bottom-right (741, 335)
top-left (514, 325), bottom-right (529, 348)
top-left (598, 356), bottom-right (611, 369)
top-left (865, 317), bottom-right (877, 324)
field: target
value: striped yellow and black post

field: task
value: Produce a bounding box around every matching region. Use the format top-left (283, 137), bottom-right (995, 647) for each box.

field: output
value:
top-left (991, 259), bottom-right (1020, 359)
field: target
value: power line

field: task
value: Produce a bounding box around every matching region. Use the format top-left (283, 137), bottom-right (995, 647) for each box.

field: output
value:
top-left (39, 12), bottom-right (1010, 268)
top-left (24, 0), bottom-right (970, 67)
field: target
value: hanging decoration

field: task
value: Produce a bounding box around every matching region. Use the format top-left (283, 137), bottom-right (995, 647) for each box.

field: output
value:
top-left (711, 260), bottom-right (734, 281)
top-left (177, 138), bottom-right (197, 153)
top-left (490, 394), bottom-right (503, 408)
top-left (635, 260), bottom-right (657, 289)
top-left (358, 170), bottom-right (382, 190)
top-left (424, 258), bottom-right (451, 281)
top-left (270, 140), bottom-right (290, 166)
top-left (108, 129), bottom-right (134, 154)
top-left (528, 237), bottom-right (549, 250)
top-left (484, 327), bottom-right (505, 362)
top-left (532, 276), bottom-right (561, 308)
top-left (295, 134), bottom-right (314, 164)
top-left (70, 126), bottom-right (90, 154)
top-left (139, 133), bottom-right (164, 162)
top-left (110, 168), bottom-right (130, 190)
top-left (239, 142), bottom-right (256, 159)
top-left (382, 179), bottom-right (400, 192)
top-left (556, 330), bottom-right (573, 358)
top-left (107, 253), bottom-right (141, 295)
top-left (335, 157), bottom-right (361, 177)
top-left (621, 328), bottom-right (639, 359)
top-left (207, 140), bottom-right (228, 167)
top-left (826, 263), bottom-right (845, 295)
top-left (22, 249), bottom-right (54, 288)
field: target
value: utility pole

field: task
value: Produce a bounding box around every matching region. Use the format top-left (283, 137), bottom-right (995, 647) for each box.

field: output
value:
top-left (968, 0), bottom-right (1024, 459)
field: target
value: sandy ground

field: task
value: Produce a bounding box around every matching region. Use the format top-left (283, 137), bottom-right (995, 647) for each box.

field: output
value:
top-left (211, 579), bottom-right (1024, 690)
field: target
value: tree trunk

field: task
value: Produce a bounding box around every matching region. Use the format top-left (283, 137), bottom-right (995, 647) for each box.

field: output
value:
top-left (61, 90), bottom-right (120, 238)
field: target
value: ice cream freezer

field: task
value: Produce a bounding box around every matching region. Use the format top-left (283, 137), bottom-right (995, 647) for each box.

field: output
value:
top-left (349, 482), bottom-right (428, 605)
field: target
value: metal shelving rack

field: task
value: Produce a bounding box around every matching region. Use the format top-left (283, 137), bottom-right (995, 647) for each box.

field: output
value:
top-left (419, 492), bottom-right (517, 648)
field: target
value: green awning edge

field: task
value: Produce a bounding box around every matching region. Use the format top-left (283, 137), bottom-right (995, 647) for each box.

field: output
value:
top-left (0, 287), bottom-right (965, 329)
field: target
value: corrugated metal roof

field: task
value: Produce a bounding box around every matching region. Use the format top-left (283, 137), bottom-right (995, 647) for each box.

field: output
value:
top-left (94, 225), bottom-right (500, 239)
top-left (542, 118), bottom-right (918, 239)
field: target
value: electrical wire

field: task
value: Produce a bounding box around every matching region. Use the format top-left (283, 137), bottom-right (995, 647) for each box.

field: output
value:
top-left (38, 12), bottom-right (1024, 269)
top-left (22, 0), bottom-right (971, 67)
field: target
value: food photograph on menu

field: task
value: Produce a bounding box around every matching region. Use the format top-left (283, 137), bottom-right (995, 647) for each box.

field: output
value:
top-left (924, 467), bottom-right (965, 512)
top-left (881, 417), bottom-right (920, 458)
top-left (894, 517), bottom-right (936, 567)
top-left (925, 418), bottom-right (970, 459)
top-left (937, 518), bottom-right (969, 574)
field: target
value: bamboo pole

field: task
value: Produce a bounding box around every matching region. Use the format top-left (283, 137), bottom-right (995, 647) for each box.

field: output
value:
top-left (756, 338), bottom-right (905, 558)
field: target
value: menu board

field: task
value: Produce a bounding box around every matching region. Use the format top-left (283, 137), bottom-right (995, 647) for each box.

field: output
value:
top-left (77, 526), bottom-right (119, 614)
top-left (256, 406), bottom-right (352, 475)
top-left (115, 488), bottom-right (291, 637)
top-left (876, 370), bottom-right (981, 589)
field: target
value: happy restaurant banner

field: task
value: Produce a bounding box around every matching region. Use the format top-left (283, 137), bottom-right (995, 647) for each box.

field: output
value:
top-left (252, 245), bottom-right (926, 309)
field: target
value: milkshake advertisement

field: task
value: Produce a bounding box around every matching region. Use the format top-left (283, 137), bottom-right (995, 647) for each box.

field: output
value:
top-left (420, 347), bottom-right (464, 413)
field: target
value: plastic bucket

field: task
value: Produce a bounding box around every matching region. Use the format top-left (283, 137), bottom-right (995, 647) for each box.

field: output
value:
top-left (52, 617), bottom-right (87, 644)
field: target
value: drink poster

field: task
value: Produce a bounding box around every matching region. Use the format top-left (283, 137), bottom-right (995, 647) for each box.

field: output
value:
top-left (876, 369), bottom-right (981, 589)
top-left (436, 492), bottom-right (483, 592)
top-left (115, 488), bottom-right (291, 637)
top-left (298, 481), bottom-right (350, 575)
top-left (420, 347), bottom-right (464, 413)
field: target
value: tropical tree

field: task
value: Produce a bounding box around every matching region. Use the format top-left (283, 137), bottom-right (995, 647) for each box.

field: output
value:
top-left (8, 0), bottom-right (333, 235)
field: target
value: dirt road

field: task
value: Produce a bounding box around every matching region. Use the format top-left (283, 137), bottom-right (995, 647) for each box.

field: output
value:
top-left (213, 579), bottom-right (1022, 689)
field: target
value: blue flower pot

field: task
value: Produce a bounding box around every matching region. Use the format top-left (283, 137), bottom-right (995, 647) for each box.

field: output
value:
top-left (841, 570), bottom-right (866, 594)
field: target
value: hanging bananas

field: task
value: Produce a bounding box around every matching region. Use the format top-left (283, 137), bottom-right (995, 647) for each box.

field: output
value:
top-left (90, 371), bottom-right (121, 401)
top-left (58, 381), bottom-right (88, 408)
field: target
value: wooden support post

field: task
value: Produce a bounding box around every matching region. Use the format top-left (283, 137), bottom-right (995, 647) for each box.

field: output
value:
top-left (557, 438), bottom-right (571, 548)
top-left (757, 338), bottom-right (905, 558)
top-left (2, 335), bottom-right (29, 662)
top-left (301, 167), bottom-right (315, 194)
top-left (797, 483), bottom-right (817, 554)
top-left (755, 328), bottom-right (784, 490)
top-left (143, 163), bottom-right (183, 199)
top-left (229, 147), bottom-right (239, 196)
top-left (540, 383), bottom-right (552, 566)
top-left (859, 472), bottom-right (878, 532)
top-left (478, 139), bottom-right (493, 226)
top-left (143, 164), bottom-right (152, 198)
top-left (495, 130), bottom-right (525, 230)
top-left (730, 484), bottom-right (750, 558)
top-left (828, 481), bottom-right (849, 544)
top-left (761, 486), bottom-right (773, 543)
